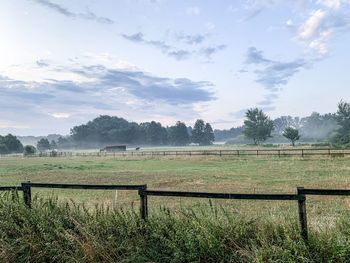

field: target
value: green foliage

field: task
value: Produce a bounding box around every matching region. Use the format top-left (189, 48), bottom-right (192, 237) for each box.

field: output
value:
top-left (191, 119), bottom-right (215, 145)
top-left (203, 123), bottom-right (215, 145)
top-left (1, 195), bottom-right (350, 262)
top-left (140, 121), bottom-right (168, 145)
top-left (283, 127), bottom-right (300, 146)
top-left (243, 108), bottom-right (274, 144)
top-left (37, 138), bottom-right (50, 152)
top-left (23, 145), bottom-right (36, 156)
top-left (332, 100), bottom-right (350, 146)
top-left (168, 121), bottom-right (190, 146)
top-left (0, 134), bottom-right (23, 154)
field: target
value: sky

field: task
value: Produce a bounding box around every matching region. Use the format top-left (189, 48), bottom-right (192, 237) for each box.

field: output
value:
top-left (1, 0), bottom-right (350, 135)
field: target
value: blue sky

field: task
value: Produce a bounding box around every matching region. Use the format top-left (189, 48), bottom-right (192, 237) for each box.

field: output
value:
top-left (1, 0), bottom-right (350, 135)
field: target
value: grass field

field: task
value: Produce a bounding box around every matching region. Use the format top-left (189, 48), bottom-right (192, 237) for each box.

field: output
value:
top-left (1, 154), bottom-right (350, 262)
top-left (1, 154), bottom-right (350, 221)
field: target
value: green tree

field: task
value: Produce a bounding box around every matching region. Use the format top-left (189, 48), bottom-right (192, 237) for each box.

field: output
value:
top-left (168, 121), bottom-right (190, 146)
top-left (191, 119), bottom-right (215, 145)
top-left (191, 119), bottom-right (205, 145)
top-left (0, 134), bottom-right (23, 153)
top-left (332, 100), bottom-right (350, 145)
top-left (57, 136), bottom-right (71, 149)
top-left (23, 145), bottom-right (36, 156)
top-left (0, 144), bottom-right (8, 154)
top-left (243, 108), bottom-right (274, 145)
top-left (283, 127), bottom-right (300, 146)
top-left (140, 121), bottom-right (168, 145)
top-left (37, 138), bottom-right (50, 151)
top-left (203, 123), bottom-right (215, 145)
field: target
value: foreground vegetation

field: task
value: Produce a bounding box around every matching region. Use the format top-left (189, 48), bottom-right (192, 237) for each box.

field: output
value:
top-left (1, 194), bottom-right (350, 263)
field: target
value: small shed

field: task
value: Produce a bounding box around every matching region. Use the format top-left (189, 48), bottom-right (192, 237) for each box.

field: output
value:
top-left (100, 145), bottom-right (126, 152)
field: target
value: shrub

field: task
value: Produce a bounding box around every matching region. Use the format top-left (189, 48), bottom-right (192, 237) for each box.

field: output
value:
top-left (23, 145), bottom-right (36, 156)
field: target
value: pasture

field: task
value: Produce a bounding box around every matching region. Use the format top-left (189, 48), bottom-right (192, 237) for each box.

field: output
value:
top-left (1, 154), bottom-right (350, 222)
top-left (2, 153), bottom-right (350, 262)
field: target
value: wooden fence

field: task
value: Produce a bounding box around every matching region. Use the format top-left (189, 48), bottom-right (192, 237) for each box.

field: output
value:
top-left (2, 148), bottom-right (350, 158)
top-left (2, 182), bottom-right (350, 241)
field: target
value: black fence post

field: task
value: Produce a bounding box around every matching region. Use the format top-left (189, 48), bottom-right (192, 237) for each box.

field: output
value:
top-left (21, 181), bottom-right (32, 208)
top-left (297, 187), bottom-right (308, 241)
top-left (139, 185), bottom-right (148, 221)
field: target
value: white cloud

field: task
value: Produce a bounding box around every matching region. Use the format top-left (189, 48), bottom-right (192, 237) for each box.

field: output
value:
top-left (308, 30), bottom-right (332, 54)
top-left (49, 113), bottom-right (71, 119)
top-left (299, 9), bottom-right (327, 40)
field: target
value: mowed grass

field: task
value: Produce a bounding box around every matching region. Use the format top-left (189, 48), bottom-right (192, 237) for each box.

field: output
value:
top-left (1, 155), bottom-right (350, 221)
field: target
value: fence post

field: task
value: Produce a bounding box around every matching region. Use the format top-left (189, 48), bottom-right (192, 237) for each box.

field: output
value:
top-left (139, 185), bottom-right (148, 221)
top-left (219, 150), bottom-right (222, 157)
top-left (297, 187), bottom-right (308, 241)
top-left (237, 150), bottom-right (239, 157)
top-left (301, 149), bottom-right (304, 157)
top-left (21, 181), bottom-right (32, 208)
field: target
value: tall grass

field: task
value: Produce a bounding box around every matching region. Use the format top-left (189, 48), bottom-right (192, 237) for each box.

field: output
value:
top-left (1, 193), bottom-right (350, 262)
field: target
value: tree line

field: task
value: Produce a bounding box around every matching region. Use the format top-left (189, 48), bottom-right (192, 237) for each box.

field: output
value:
top-left (34, 117), bottom-right (215, 151)
top-left (241, 100), bottom-right (350, 147)
top-left (1, 100), bottom-right (349, 154)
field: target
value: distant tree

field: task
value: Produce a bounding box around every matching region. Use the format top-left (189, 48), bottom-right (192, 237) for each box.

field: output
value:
top-left (23, 145), bottom-right (36, 156)
top-left (57, 136), bottom-right (74, 149)
top-left (203, 123), bottom-right (215, 145)
top-left (273, 116), bottom-right (301, 135)
top-left (243, 108), bottom-right (274, 145)
top-left (283, 127), bottom-right (300, 146)
top-left (37, 138), bottom-right (50, 151)
top-left (300, 112), bottom-right (337, 141)
top-left (0, 134), bottom-right (23, 153)
top-left (332, 100), bottom-right (350, 145)
top-left (191, 119), bottom-right (215, 145)
top-left (214, 126), bottom-right (244, 142)
top-left (50, 140), bottom-right (57, 149)
top-left (0, 144), bottom-right (8, 154)
top-left (168, 121), bottom-right (190, 146)
top-left (140, 121), bottom-right (168, 145)
top-left (191, 119), bottom-right (206, 145)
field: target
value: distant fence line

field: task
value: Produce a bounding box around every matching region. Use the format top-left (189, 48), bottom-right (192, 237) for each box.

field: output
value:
top-left (2, 182), bottom-right (350, 241)
top-left (1, 148), bottom-right (350, 158)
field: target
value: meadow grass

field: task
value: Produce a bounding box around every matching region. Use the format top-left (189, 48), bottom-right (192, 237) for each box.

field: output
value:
top-left (1, 193), bottom-right (350, 263)
top-left (0, 155), bottom-right (350, 217)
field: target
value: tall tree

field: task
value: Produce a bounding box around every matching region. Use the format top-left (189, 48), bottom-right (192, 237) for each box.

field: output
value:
top-left (0, 134), bottom-right (23, 153)
top-left (168, 121), bottom-right (190, 146)
top-left (283, 127), bottom-right (300, 146)
top-left (37, 138), bottom-right (51, 151)
top-left (203, 123), bottom-right (215, 145)
top-left (140, 121), bottom-right (168, 145)
top-left (191, 119), bottom-right (215, 145)
top-left (191, 119), bottom-right (206, 145)
top-left (243, 108), bottom-right (274, 144)
top-left (332, 100), bottom-right (350, 145)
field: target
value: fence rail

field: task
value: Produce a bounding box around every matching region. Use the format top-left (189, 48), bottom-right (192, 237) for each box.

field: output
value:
top-left (1, 148), bottom-right (350, 158)
top-left (2, 182), bottom-right (350, 241)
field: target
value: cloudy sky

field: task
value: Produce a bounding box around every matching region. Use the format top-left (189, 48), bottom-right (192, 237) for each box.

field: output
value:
top-left (1, 0), bottom-right (350, 135)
